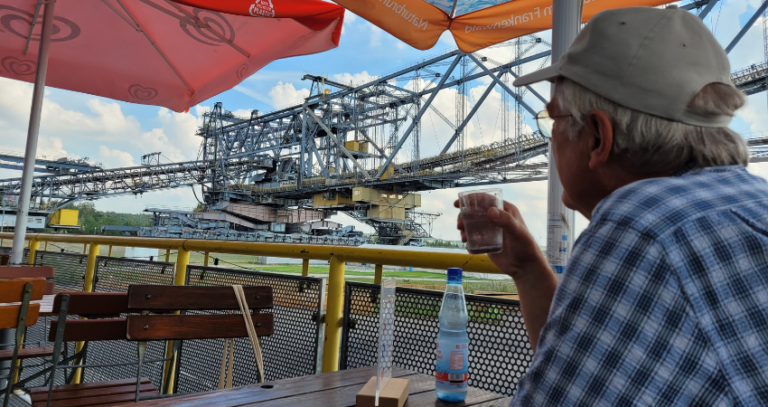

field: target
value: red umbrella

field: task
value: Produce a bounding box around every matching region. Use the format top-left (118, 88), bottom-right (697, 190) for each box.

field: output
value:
top-left (330, 0), bottom-right (668, 52)
top-left (0, 0), bottom-right (345, 264)
top-left (0, 0), bottom-right (344, 112)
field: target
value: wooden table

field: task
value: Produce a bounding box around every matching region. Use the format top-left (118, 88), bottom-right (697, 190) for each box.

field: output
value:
top-left (131, 366), bottom-right (513, 406)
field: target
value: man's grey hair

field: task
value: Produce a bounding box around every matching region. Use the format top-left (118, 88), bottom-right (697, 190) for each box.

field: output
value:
top-left (554, 78), bottom-right (749, 175)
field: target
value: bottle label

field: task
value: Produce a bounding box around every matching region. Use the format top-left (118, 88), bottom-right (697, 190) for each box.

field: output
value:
top-left (435, 372), bottom-right (469, 382)
top-left (450, 349), bottom-right (465, 369)
top-left (435, 341), bottom-right (469, 389)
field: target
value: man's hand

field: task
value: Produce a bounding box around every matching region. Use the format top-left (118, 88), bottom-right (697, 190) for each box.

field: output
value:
top-left (456, 199), bottom-right (557, 353)
top-left (455, 199), bottom-right (546, 278)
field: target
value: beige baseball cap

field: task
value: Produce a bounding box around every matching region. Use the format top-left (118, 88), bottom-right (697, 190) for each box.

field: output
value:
top-left (514, 6), bottom-right (734, 127)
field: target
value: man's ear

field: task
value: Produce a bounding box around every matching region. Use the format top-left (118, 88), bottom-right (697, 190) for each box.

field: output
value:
top-left (586, 110), bottom-right (613, 170)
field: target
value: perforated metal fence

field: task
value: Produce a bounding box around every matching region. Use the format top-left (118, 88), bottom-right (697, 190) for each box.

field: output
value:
top-left (340, 282), bottom-right (533, 397)
top-left (34, 251), bottom-right (86, 292)
top-left (70, 257), bottom-right (176, 389)
top-left (176, 266), bottom-right (326, 394)
top-left (93, 256), bottom-right (174, 293)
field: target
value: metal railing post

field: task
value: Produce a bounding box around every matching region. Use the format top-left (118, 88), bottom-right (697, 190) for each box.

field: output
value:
top-left (203, 252), bottom-right (209, 267)
top-left (108, 245), bottom-right (113, 257)
top-left (28, 239), bottom-right (39, 265)
top-left (374, 264), bottom-right (383, 284)
top-left (44, 241), bottom-right (48, 251)
top-left (72, 242), bottom-right (100, 384)
top-left (164, 249), bottom-right (171, 263)
top-left (322, 256), bottom-right (345, 372)
top-left (302, 258), bottom-right (310, 276)
top-left (82, 244), bottom-right (87, 254)
top-left (162, 248), bottom-right (190, 394)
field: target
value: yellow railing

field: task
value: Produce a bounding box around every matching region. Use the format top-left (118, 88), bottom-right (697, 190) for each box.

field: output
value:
top-left (0, 232), bottom-right (502, 379)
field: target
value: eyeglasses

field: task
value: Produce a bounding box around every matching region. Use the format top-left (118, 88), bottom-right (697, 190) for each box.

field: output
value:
top-left (536, 110), bottom-right (573, 138)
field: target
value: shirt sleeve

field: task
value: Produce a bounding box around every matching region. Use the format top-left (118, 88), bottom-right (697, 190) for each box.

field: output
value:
top-left (510, 221), bottom-right (713, 406)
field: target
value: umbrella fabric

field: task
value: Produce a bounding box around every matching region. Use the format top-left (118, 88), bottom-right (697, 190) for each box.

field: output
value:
top-left (332, 0), bottom-right (669, 52)
top-left (0, 0), bottom-right (344, 112)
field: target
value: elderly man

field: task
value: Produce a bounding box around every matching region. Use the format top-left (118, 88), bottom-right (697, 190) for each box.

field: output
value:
top-left (457, 6), bottom-right (768, 406)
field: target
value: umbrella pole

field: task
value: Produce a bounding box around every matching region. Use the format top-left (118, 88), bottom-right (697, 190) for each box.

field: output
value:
top-left (545, 0), bottom-right (581, 279)
top-left (9, 0), bottom-right (56, 265)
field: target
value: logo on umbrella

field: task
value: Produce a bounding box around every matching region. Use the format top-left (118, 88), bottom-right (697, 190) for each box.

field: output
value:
top-left (180, 9), bottom-right (235, 46)
top-left (249, 0), bottom-right (275, 18)
top-left (1, 56), bottom-right (35, 76)
top-left (128, 84), bottom-right (158, 101)
top-left (0, 5), bottom-right (80, 42)
top-left (236, 64), bottom-right (249, 81)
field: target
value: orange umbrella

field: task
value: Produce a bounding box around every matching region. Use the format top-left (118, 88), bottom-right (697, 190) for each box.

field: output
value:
top-left (332, 0), bottom-right (669, 52)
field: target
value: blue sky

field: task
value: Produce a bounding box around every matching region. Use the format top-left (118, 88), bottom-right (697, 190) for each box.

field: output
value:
top-left (1, 0), bottom-right (767, 244)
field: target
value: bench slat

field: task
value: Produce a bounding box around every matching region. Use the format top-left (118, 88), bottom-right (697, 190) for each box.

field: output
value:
top-left (127, 285), bottom-right (273, 310)
top-left (47, 319), bottom-right (127, 342)
top-left (0, 346), bottom-right (54, 361)
top-left (127, 313), bottom-right (274, 340)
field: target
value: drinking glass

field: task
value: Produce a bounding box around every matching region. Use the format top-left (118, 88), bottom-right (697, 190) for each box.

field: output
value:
top-left (458, 189), bottom-right (503, 254)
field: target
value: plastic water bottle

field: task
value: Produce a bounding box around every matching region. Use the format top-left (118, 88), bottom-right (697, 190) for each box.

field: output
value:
top-left (435, 267), bottom-right (469, 402)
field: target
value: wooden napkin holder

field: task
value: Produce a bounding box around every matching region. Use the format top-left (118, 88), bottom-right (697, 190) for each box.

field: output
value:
top-left (356, 376), bottom-right (409, 407)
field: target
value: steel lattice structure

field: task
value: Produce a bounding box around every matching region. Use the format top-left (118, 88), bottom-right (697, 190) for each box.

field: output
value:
top-left (0, 0), bottom-right (765, 244)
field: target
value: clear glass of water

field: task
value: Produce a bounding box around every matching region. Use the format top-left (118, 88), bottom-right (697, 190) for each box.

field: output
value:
top-left (458, 189), bottom-right (503, 254)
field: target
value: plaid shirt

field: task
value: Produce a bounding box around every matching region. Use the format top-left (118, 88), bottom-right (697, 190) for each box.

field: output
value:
top-left (512, 165), bottom-right (768, 406)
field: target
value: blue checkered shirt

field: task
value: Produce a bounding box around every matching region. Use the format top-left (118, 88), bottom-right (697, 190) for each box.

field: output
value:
top-left (512, 165), bottom-right (768, 406)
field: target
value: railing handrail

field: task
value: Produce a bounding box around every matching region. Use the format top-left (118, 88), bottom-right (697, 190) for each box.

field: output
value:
top-left (0, 232), bottom-right (501, 274)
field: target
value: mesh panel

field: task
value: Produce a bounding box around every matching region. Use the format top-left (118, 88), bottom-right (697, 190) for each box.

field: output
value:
top-left (34, 251), bottom-right (87, 292)
top-left (176, 266), bottom-right (325, 394)
top-left (94, 257), bottom-right (174, 292)
top-left (79, 257), bottom-right (175, 389)
top-left (341, 282), bottom-right (533, 397)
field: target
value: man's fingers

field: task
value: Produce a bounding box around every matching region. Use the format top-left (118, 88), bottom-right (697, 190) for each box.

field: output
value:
top-left (453, 199), bottom-right (460, 209)
top-left (457, 215), bottom-right (465, 231)
top-left (487, 205), bottom-right (519, 233)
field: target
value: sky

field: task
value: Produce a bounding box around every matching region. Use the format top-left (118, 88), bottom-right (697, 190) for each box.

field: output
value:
top-left (1, 0), bottom-right (767, 247)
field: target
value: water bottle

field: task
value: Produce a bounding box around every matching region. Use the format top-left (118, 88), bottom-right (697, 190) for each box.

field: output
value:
top-left (435, 267), bottom-right (469, 402)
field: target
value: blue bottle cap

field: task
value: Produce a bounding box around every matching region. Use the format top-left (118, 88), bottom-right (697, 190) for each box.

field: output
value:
top-left (447, 267), bottom-right (462, 282)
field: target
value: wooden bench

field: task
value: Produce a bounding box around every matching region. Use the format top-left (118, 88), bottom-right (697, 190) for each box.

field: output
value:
top-left (0, 277), bottom-right (47, 407)
top-left (29, 285), bottom-right (273, 407)
top-left (0, 266), bottom-right (57, 295)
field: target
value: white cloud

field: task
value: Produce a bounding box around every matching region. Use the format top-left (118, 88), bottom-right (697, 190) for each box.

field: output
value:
top-left (233, 85), bottom-right (272, 105)
top-left (37, 137), bottom-right (69, 159)
top-left (268, 81), bottom-right (310, 108)
top-left (98, 146), bottom-right (135, 168)
top-left (396, 42), bottom-right (407, 50)
top-left (0, 77), bottom-right (204, 169)
top-left (333, 71), bottom-right (377, 86)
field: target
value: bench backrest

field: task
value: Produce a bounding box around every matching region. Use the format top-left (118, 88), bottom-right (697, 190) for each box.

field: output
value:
top-left (125, 285), bottom-right (274, 341)
top-left (48, 292), bottom-right (132, 342)
top-left (48, 285), bottom-right (274, 342)
top-left (0, 277), bottom-right (46, 329)
top-left (0, 266), bottom-right (56, 295)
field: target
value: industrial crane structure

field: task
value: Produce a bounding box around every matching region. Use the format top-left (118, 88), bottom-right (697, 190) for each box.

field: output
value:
top-left (0, 0), bottom-right (766, 245)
